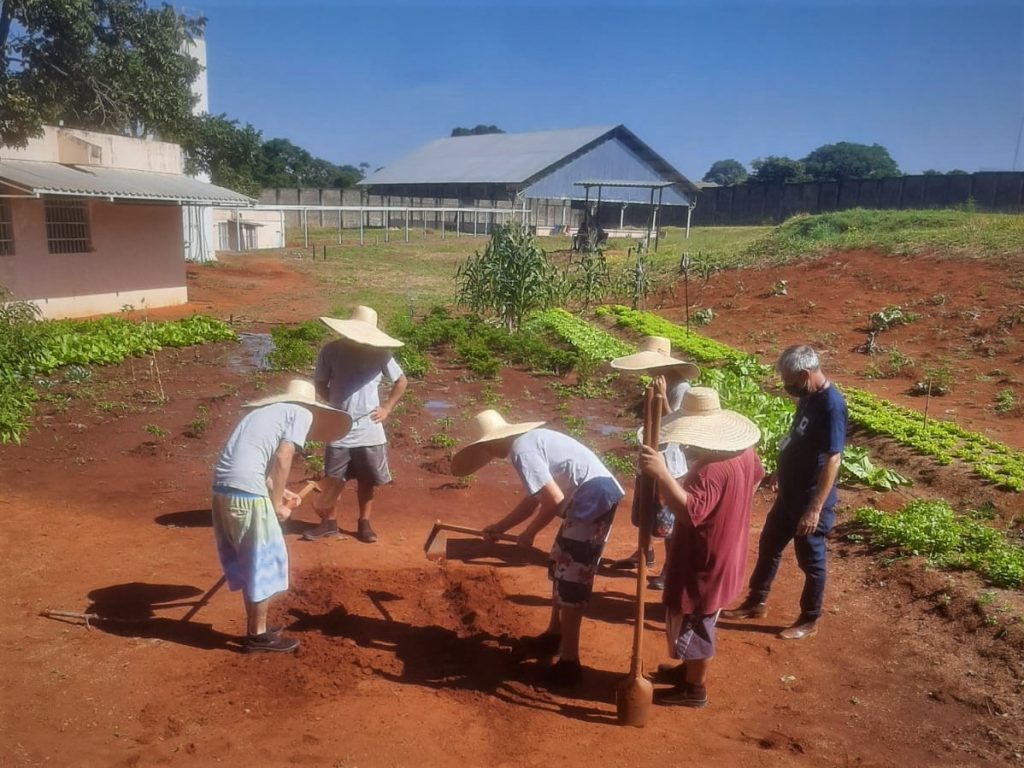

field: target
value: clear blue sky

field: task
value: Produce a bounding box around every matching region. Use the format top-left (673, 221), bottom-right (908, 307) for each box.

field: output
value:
top-left (196, 0), bottom-right (1024, 178)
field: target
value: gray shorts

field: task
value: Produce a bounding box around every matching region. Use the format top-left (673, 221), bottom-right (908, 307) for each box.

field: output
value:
top-left (324, 444), bottom-right (392, 485)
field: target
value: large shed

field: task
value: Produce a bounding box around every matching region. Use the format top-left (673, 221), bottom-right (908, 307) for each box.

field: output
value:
top-left (360, 125), bottom-right (696, 234)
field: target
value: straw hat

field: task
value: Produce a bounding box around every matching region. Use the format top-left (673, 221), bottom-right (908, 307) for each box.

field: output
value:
top-left (450, 409), bottom-right (545, 477)
top-left (656, 387), bottom-right (761, 452)
top-left (610, 336), bottom-right (699, 379)
top-left (243, 379), bottom-right (352, 443)
top-left (319, 306), bottom-right (404, 349)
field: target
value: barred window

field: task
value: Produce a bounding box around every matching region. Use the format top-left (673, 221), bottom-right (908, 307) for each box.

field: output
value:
top-left (0, 200), bottom-right (12, 256)
top-left (45, 198), bottom-right (92, 254)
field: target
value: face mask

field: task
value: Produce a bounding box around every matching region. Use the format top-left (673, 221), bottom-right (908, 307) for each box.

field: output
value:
top-left (783, 381), bottom-right (807, 398)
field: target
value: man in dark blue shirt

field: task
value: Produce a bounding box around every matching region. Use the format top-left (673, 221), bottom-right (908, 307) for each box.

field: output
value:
top-left (721, 345), bottom-right (847, 640)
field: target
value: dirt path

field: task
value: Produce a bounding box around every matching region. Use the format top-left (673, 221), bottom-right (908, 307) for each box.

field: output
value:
top-left (2, 251), bottom-right (1022, 767)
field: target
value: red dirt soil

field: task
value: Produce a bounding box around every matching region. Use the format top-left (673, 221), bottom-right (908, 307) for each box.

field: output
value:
top-left (1, 252), bottom-right (1022, 768)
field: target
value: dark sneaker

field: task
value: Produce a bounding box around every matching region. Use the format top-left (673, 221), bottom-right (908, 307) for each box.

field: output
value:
top-left (301, 520), bottom-right (339, 541)
top-left (720, 598), bottom-right (767, 620)
top-left (244, 632), bottom-right (299, 654)
top-left (655, 682), bottom-right (708, 708)
top-left (778, 617), bottom-right (818, 640)
top-left (652, 661), bottom-right (687, 685)
top-left (356, 519), bottom-right (377, 543)
top-left (515, 631), bottom-right (562, 659)
top-left (542, 658), bottom-right (583, 687)
top-left (647, 574), bottom-right (665, 591)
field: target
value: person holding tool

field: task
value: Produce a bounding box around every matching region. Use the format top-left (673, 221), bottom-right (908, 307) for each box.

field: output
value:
top-left (212, 379), bottom-right (350, 653)
top-left (302, 306), bottom-right (407, 544)
top-left (608, 336), bottom-right (699, 588)
top-left (638, 387), bottom-right (763, 707)
top-left (450, 409), bottom-right (624, 687)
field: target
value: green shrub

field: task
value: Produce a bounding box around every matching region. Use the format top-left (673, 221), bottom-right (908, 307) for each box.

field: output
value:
top-left (267, 321), bottom-right (328, 371)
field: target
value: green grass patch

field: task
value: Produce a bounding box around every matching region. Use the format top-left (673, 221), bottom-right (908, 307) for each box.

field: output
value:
top-left (267, 321), bottom-right (329, 371)
top-left (742, 209), bottom-right (1024, 263)
top-left (855, 500), bottom-right (1024, 589)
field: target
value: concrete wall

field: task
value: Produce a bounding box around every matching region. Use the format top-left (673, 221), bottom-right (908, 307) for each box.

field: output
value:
top-left (0, 198), bottom-right (187, 318)
top-left (690, 172), bottom-right (1024, 226)
top-left (0, 126), bottom-right (183, 173)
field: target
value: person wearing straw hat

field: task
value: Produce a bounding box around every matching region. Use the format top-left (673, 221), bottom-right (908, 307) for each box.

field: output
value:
top-left (637, 387), bottom-right (764, 708)
top-left (608, 336), bottom-right (700, 585)
top-left (451, 410), bottom-right (625, 687)
top-left (212, 379), bottom-right (351, 653)
top-left (721, 345), bottom-right (846, 641)
top-left (302, 306), bottom-right (407, 544)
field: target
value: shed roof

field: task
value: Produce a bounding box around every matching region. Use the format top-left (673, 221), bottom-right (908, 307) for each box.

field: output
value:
top-left (360, 124), bottom-right (696, 200)
top-left (0, 159), bottom-right (254, 205)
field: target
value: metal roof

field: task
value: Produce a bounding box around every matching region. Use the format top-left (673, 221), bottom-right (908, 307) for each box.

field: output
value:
top-left (360, 125), bottom-right (617, 186)
top-left (0, 159), bottom-right (254, 205)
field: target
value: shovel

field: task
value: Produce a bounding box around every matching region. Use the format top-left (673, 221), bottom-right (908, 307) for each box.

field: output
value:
top-left (615, 385), bottom-right (662, 727)
top-left (424, 521), bottom-right (519, 561)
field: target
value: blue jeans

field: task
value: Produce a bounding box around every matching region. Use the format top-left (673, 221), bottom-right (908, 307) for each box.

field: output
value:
top-left (748, 497), bottom-right (835, 620)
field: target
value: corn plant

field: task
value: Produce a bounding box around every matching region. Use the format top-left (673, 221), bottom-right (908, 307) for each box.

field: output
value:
top-left (456, 222), bottom-right (558, 331)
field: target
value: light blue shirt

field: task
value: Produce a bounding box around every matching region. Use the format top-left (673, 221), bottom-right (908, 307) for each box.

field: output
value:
top-left (315, 339), bottom-right (404, 448)
top-left (213, 403), bottom-right (312, 496)
top-left (510, 429), bottom-right (624, 514)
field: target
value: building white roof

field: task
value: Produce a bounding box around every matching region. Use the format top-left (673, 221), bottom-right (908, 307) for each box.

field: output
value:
top-left (362, 126), bottom-right (618, 186)
top-left (0, 159), bottom-right (254, 205)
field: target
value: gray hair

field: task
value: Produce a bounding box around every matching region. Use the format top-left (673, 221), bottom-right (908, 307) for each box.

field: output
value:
top-left (776, 345), bottom-right (820, 375)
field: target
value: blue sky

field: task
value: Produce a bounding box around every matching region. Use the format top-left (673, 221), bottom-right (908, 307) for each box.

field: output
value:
top-left (196, 0), bottom-right (1024, 178)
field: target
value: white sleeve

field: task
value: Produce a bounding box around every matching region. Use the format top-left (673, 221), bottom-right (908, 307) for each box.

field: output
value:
top-left (384, 356), bottom-right (404, 382)
top-left (511, 450), bottom-right (552, 496)
top-left (283, 407), bottom-right (314, 448)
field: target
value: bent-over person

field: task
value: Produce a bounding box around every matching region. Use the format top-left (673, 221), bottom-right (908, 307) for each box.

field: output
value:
top-left (212, 379), bottom-right (350, 652)
top-left (450, 410), bottom-right (624, 688)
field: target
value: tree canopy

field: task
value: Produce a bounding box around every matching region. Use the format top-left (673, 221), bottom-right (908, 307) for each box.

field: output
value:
top-left (0, 0), bottom-right (204, 147)
top-left (702, 159), bottom-right (747, 186)
top-left (451, 124), bottom-right (504, 137)
top-left (801, 142), bottom-right (900, 181)
top-left (750, 155), bottom-right (808, 183)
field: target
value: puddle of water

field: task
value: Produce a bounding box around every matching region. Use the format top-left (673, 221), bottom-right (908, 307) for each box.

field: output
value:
top-left (597, 424), bottom-right (625, 436)
top-left (228, 332), bottom-right (274, 372)
top-left (425, 399), bottom-right (455, 411)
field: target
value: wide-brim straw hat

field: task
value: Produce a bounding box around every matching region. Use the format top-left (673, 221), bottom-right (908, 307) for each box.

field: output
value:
top-left (450, 409), bottom-right (545, 477)
top-left (320, 305), bottom-right (404, 349)
top-left (243, 379), bottom-right (352, 443)
top-left (656, 387), bottom-right (761, 452)
top-left (610, 336), bottom-right (699, 379)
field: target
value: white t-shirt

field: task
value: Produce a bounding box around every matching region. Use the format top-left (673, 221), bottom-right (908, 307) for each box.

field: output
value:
top-left (510, 429), bottom-right (624, 514)
top-left (314, 339), bottom-right (404, 448)
top-left (663, 379), bottom-right (690, 478)
top-left (213, 403), bottom-right (313, 496)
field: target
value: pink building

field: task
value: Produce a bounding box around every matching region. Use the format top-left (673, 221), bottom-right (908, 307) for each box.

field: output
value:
top-left (0, 127), bottom-right (252, 318)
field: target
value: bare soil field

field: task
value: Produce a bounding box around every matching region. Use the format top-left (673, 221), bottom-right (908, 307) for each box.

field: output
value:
top-left (1, 250), bottom-right (1022, 768)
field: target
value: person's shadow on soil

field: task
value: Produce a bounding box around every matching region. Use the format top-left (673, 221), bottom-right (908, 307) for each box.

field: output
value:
top-left (442, 538), bottom-right (551, 568)
top-left (155, 509), bottom-right (212, 528)
top-left (78, 582), bottom-right (236, 651)
top-left (286, 604), bottom-right (620, 725)
top-left (507, 589), bottom-right (667, 632)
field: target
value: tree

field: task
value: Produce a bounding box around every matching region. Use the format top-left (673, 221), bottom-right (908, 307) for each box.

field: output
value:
top-left (181, 114), bottom-right (263, 196)
top-left (750, 155), bottom-right (808, 183)
top-left (258, 138), bottom-right (363, 189)
top-left (801, 142), bottom-right (900, 181)
top-left (702, 159), bottom-right (747, 186)
top-left (1, 0), bottom-right (204, 147)
top-left (451, 124), bottom-right (504, 137)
